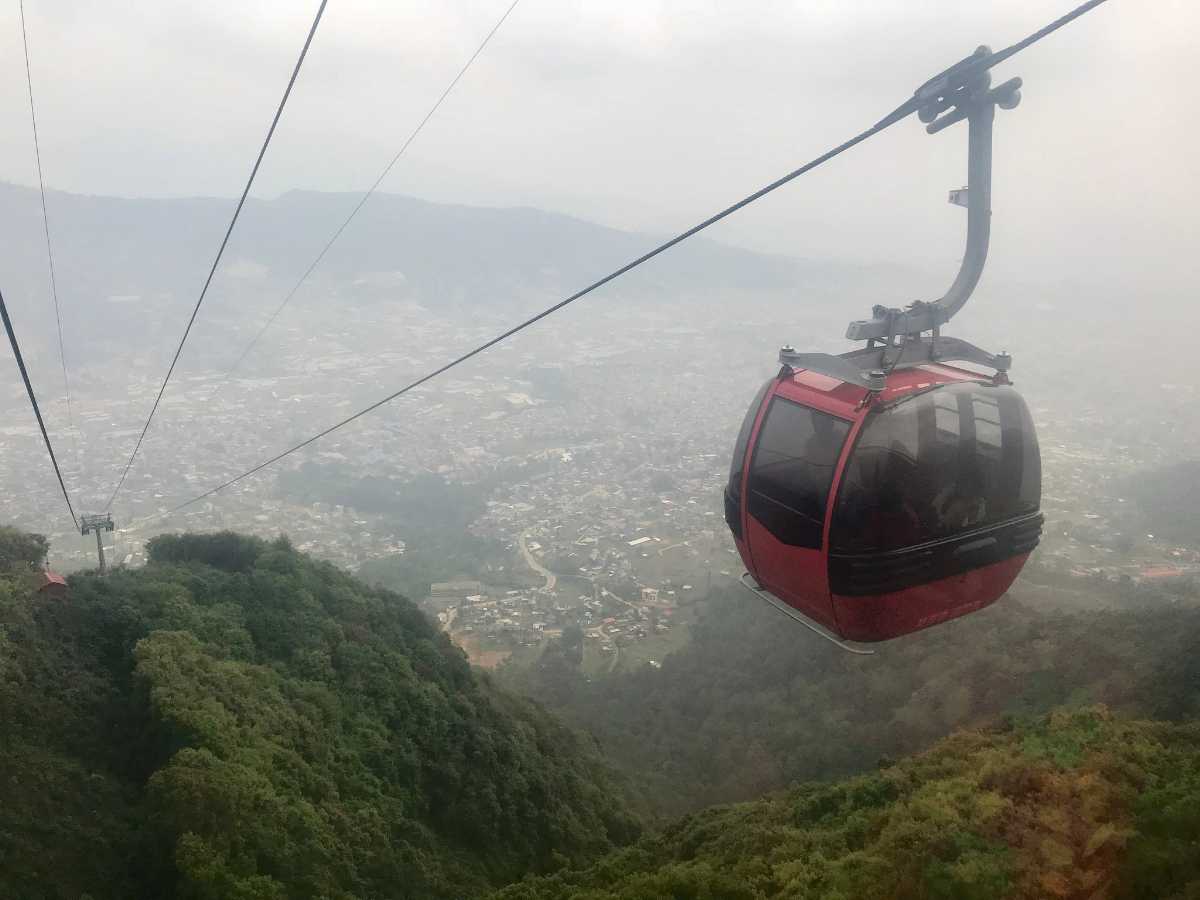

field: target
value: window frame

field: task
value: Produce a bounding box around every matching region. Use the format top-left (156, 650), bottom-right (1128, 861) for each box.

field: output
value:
top-left (727, 379), bottom-right (773, 499)
top-left (745, 395), bottom-right (852, 550)
top-left (829, 381), bottom-right (1041, 555)
top-left (725, 379), bottom-right (773, 540)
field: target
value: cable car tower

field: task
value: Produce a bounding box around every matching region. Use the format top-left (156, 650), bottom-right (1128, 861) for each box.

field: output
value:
top-left (80, 513), bottom-right (115, 573)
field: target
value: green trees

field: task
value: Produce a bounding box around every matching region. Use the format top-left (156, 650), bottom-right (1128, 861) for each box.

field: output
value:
top-left (503, 585), bottom-right (1200, 818)
top-left (488, 709), bottom-right (1200, 900)
top-left (0, 528), bottom-right (637, 899)
top-left (0, 524), bottom-right (48, 569)
top-left (4, 522), bottom-right (1200, 899)
top-left (146, 530), bottom-right (268, 572)
top-left (0, 549), bottom-right (147, 898)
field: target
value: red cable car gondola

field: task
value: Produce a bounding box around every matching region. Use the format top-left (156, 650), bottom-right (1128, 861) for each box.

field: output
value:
top-left (726, 362), bottom-right (1041, 649)
top-left (726, 50), bottom-right (1042, 650)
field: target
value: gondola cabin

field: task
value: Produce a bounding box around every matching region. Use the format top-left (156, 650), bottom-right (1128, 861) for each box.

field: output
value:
top-left (725, 363), bottom-right (1042, 643)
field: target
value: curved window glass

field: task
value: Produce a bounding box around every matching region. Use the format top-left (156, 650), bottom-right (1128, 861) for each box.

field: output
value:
top-left (728, 380), bottom-right (772, 492)
top-left (746, 397), bottom-right (850, 548)
top-left (830, 382), bottom-right (1040, 553)
top-left (724, 380), bottom-right (772, 539)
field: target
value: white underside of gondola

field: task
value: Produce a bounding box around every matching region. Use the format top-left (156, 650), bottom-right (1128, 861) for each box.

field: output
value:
top-left (738, 572), bottom-right (876, 656)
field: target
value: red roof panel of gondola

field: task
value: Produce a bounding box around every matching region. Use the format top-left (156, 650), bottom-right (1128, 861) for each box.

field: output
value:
top-left (776, 362), bottom-right (991, 419)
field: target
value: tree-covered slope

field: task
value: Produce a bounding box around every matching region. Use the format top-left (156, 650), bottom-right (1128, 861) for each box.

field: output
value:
top-left (0, 530), bottom-right (638, 900)
top-left (490, 707), bottom-right (1200, 900)
top-left (502, 584), bottom-right (1200, 817)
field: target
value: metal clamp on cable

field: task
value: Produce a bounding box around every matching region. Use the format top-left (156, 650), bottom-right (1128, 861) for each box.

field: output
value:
top-left (846, 48), bottom-right (1024, 344)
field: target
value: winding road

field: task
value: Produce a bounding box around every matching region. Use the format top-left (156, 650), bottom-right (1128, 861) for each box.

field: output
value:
top-left (519, 530), bottom-right (556, 591)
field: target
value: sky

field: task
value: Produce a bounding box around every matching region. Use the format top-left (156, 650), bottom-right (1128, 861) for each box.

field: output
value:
top-left (0, 0), bottom-right (1195, 298)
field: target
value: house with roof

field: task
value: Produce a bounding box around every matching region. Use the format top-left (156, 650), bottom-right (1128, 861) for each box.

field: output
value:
top-left (37, 570), bottom-right (68, 599)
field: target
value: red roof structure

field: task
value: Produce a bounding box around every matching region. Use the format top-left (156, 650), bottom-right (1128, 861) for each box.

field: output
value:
top-left (37, 570), bottom-right (68, 596)
top-left (1140, 566), bottom-right (1186, 580)
top-left (777, 362), bottom-right (991, 421)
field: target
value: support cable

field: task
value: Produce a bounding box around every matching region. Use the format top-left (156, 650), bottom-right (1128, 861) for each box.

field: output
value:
top-left (19, 0), bottom-right (74, 433)
top-left (147, 117), bottom-right (912, 522)
top-left (977, 0), bottom-right (1109, 71)
top-left (105, 0), bottom-right (330, 510)
top-left (0, 285), bottom-right (78, 530)
top-left (142, 0), bottom-right (1110, 523)
top-left (210, 0), bottom-right (522, 401)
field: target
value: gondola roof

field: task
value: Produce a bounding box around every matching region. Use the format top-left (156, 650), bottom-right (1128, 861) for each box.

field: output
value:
top-left (776, 362), bottom-right (993, 419)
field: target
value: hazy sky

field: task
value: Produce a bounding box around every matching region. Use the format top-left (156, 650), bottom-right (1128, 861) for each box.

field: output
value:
top-left (0, 1), bottom-right (1194, 296)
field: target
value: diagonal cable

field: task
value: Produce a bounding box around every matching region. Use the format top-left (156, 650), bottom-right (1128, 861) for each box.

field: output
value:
top-left (982, 0), bottom-right (1109, 70)
top-left (143, 0), bottom-right (1111, 523)
top-left (152, 118), bottom-right (903, 521)
top-left (209, 0), bottom-right (522, 401)
top-left (105, 0), bottom-right (329, 510)
top-left (0, 285), bottom-right (78, 530)
top-left (19, 0), bottom-right (74, 435)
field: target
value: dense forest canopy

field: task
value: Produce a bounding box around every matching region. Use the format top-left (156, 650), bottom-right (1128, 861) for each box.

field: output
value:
top-left (488, 708), bottom-right (1200, 900)
top-left (0, 525), bottom-right (48, 570)
top-left (4, 525), bottom-right (1200, 899)
top-left (0, 529), bottom-right (637, 899)
top-left (501, 583), bottom-right (1200, 817)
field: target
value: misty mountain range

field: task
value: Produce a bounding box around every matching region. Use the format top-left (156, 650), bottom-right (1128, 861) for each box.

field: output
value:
top-left (0, 181), bottom-right (911, 369)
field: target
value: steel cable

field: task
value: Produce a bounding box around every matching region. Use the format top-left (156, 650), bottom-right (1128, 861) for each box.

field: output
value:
top-left (19, 0), bottom-right (74, 437)
top-left (141, 0), bottom-right (1111, 523)
top-left (1, 285), bottom-right (78, 529)
top-left (209, 0), bottom-right (523, 403)
top-left (105, 0), bottom-right (330, 510)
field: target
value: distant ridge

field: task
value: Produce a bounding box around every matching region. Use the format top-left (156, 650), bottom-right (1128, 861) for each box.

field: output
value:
top-left (0, 180), bottom-right (911, 365)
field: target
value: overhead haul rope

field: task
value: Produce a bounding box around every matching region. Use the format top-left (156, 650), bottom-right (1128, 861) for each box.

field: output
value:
top-left (138, 0), bottom-right (1110, 524)
top-left (104, 0), bottom-right (330, 511)
top-left (19, 0), bottom-right (74, 437)
top-left (0, 285), bottom-right (78, 530)
top-left (209, 0), bottom-right (523, 403)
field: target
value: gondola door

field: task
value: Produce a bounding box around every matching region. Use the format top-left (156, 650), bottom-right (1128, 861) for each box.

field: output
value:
top-left (743, 394), bottom-right (851, 631)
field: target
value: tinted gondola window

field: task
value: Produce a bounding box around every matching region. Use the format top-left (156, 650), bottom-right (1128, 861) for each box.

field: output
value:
top-left (747, 398), bottom-right (850, 548)
top-left (725, 380), bottom-right (772, 538)
top-left (728, 380), bottom-right (772, 495)
top-left (831, 382), bottom-right (1040, 553)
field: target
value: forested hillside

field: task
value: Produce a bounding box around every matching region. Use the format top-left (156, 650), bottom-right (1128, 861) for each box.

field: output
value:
top-left (502, 584), bottom-right (1200, 817)
top-left (489, 707), bottom-right (1200, 899)
top-left (0, 528), bottom-right (637, 899)
top-left (5, 523), bottom-right (1199, 899)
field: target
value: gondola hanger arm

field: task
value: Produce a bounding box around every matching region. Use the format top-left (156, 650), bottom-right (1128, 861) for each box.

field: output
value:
top-left (846, 48), bottom-right (1023, 343)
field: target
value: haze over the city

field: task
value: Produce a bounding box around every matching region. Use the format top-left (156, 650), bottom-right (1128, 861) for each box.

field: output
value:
top-left (1, 0), bottom-right (1197, 572)
top-left (0, 0), bottom-right (1194, 293)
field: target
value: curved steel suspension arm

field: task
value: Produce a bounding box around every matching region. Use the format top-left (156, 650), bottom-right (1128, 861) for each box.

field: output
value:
top-left (845, 70), bottom-right (1021, 341)
top-left (933, 98), bottom-right (994, 324)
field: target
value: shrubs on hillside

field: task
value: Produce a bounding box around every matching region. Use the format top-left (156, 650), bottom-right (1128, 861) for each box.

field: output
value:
top-left (490, 709), bottom-right (1200, 900)
top-left (0, 528), bottom-right (638, 899)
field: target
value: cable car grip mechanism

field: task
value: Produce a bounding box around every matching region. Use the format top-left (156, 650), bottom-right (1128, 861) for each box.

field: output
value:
top-left (783, 47), bottom-right (1023, 389)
